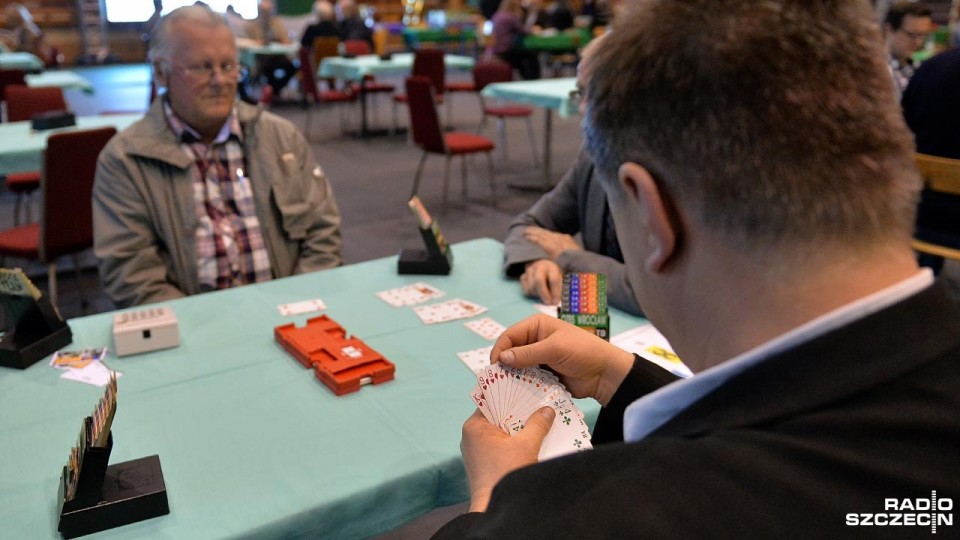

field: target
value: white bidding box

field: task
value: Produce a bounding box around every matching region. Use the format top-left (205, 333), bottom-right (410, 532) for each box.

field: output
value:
top-left (112, 307), bottom-right (180, 357)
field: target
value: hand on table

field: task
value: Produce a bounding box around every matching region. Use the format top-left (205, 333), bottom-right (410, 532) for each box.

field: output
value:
top-left (461, 406), bottom-right (555, 513)
top-left (492, 314), bottom-right (635, 407)
top-left (520, 259), bottom-right (563, 305)
top-left (523, 226), bottom-right (580, 260)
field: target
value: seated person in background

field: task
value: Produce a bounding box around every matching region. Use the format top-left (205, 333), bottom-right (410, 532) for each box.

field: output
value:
top-left (522, 0), bottom-right (548, 32)
top-left (434, 0), bottom-right (960, 537)
top-left (300, 0), bottom-right (339, 48)
top-left (544, 0), bottom-right (574, 31)
top-left (245, 0), bottom-right (296, 97)
top-left (0, 3), bottom-right (51, 60)
top-left (901, 45), bottom-right (960, 272)
top-left (503, 34), bottom-right (641, 315)
top-left (883, 2), bottom-right (932, 99)
top-left (492, 0), bottom-right (540, 79)
top-left (93, 5), bottom-right (342, 308)
top-left (337, 0), bottom-right (373, 46)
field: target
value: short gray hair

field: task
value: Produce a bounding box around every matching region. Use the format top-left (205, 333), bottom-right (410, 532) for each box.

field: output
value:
top-left (149, 5), bottom-right (230, 63)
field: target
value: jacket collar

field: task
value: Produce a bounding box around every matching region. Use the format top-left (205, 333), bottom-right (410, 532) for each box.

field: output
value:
top-left (653, 282), bottom-right (960, 438)
top-left (122, 97), bottom-right (264, 169)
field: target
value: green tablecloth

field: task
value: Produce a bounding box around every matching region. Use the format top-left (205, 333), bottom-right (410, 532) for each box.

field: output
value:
top-left (0, 51), bottom-right (44, 71)
top-left (319, 52), bottom-right (475, 81)
top-left (0, 239), bottom-right (647, 539)
top-left (481, 77), bottom-right (578, 118)
top-left (26, 70), bottom-right (96, 95)
top-left (402, 27), bottom-right (477, 47)
top-left (523, 28), bottom-right (592, 51)
top-left (0, 114), bottom-right (140, 175)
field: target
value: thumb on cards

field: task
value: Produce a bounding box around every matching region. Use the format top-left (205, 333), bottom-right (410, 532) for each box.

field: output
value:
top-left (518, 406), bottom-right (555, 446)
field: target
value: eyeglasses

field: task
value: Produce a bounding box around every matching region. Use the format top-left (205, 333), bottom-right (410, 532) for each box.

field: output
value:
top-left (569, 85), bottom-right (584, 107)
top-left (899, 29), bottom-right (930, 42)
top-left (176, 61), bottom-right (240, 81)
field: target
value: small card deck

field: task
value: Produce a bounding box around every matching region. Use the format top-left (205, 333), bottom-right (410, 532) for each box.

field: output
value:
top-left (470, 364), bottom-right (592, 460)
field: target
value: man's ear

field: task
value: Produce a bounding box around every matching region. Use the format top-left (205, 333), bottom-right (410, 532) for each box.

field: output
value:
top-left (152, 61), bottom-right (168, 89)
top-left (618, 162), bottom-right (677, 273)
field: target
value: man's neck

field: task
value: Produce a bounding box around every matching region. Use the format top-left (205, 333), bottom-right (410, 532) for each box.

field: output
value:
top-left (660, 240), bottom-right (921, 373)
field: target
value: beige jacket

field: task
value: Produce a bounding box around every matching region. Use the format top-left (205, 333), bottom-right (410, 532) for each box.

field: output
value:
top-left (93, 99), bottom-right (342, 307)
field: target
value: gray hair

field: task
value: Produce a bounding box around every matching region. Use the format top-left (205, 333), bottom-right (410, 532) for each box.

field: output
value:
top-left (314, 0), bottom-right (335, 21)
top-left (149, 5), bottom-right (230, 63)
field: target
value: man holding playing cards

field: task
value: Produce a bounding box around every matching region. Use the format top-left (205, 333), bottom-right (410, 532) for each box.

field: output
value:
top-left (435, 0), bottom-right (960, 537)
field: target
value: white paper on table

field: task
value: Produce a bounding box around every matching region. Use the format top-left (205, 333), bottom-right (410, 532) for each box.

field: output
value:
top-left (611, 324), bottom-right (693, 378)
top-left (60, 361), bottom-right (123, 387)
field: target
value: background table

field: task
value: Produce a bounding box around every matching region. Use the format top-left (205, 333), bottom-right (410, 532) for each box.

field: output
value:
top-left (26, 71), bottom-right (95, 94)
top-left (320, 53), bottom-right (475, 137)
top-left (0, 113), bottom-right (140, 175)
top-left (0, 239), bottom-right (646, 539)
top-left (481, 77), bottom-right (578, 190)
top-left (0, 51), bottom-right (44, 72)
top-left (236, 41), bottom-right (299, 71)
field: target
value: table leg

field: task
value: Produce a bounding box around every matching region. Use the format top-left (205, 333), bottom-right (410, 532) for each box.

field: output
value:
top-left (507, 108), bottom-right (554, 192)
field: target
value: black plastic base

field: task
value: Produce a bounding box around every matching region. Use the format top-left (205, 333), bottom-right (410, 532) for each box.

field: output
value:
top-left (398, 248), bottom-right (452, 275)
top-left (0, 311), bottom-right (72, 369)
top-left (58, 455), bottom-right (169, 539)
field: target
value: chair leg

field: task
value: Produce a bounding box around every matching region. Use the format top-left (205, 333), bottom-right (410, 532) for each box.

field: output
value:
top-left (412, 152), bottom-right (429, 198)
top-left (497, 118), bottom-right (508, 164)
top-left (486, 151), bottom-right (497, 208)
top-left (461, 155), bottom-right (468, 199)
top-left (47, 262), bottom-right (58, 311)
top-left (72, 254), bottom-right (89, 312)
top-left (525, 116), bottom-right (540, 167)
top-left (443, 155), bottom-right (452, 211)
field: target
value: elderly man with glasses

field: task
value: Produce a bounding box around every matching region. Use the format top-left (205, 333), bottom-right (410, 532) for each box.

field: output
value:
top-left (93, 5), bottom-right (342, 308)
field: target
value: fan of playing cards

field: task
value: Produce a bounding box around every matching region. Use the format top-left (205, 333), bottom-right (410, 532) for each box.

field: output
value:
top-left (471, 364), bottom-right (593, 461)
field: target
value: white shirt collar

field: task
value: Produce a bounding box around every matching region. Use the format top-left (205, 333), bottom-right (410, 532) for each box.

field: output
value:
top-left (623, 269), bottom-right (935, 442)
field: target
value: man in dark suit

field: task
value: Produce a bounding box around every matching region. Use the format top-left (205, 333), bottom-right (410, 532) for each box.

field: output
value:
top-left (434, 0), bottom-right (960, 537)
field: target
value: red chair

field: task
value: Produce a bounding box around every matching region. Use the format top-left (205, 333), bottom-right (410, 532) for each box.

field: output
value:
top-left (3, 85), bottom-right (68, 227)
top-left (298, 46), bottom-right (357, 137)
top-left (0, 127), bottom-right (117, 309)
top-left (473, 61), bottom-right (539, 166)
top-left (393, 49), bottom-right (446, 134)
top-left (0, 68), bottom-right (27, 108)
top-left (406, 76), bottom-right (495, 209)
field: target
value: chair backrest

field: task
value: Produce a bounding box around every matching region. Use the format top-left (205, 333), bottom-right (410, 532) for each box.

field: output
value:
top-left (412, 49), bottom-right (446, 96)
top-left (916, 153), bottom-right (960, 196)
top-left (405, 76), bottom-right (446, 155)
top-left (298, 46), bottom-right (320, 102)
top-left (41, 127), bottom-right (117, 260)
top-left (343, 39), bottom-right (372, 55)
top-left (313, 36), bottom-right (341, 65)
top-left (472, 60), bottom-right (513, 92)
top-left (5, 85), bottom-right (68, 122)
top-left (0, 68), bottom-right (27, 105)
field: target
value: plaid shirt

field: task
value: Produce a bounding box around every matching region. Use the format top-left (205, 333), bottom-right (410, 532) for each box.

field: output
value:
top-left (163, 100), bottom-right (273, 292)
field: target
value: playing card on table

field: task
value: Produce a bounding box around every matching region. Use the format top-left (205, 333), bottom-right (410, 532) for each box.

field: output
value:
top-left (414, 298), bottom-right (487, 324)
top-left (469, 364), bottom-right (592, 461)
top-left (457, 345), bottom-right (493, 373)
top-left (464, 317), bottom-right (507, 340)
top-left (376, 282), bottom-right (445, 307)
top-left (277, 298), bottom-right (327, 316)
top-left (533, 303), bottom-right (560, 317)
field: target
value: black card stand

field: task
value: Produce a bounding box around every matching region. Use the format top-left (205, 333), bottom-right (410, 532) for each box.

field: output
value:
top-left (57, 420), bottom-right (169, 539)
top-left (398, 226), bottom-right (454, 275)
top-left (0, 291), bottom-right (72, 369)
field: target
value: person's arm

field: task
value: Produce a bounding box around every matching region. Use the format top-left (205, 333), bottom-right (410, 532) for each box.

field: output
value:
top-left (591, 355), bottom-right (680, 444)
top-left (503, 153), bottom-right (587, 276)
top-left (555, 250), bottom-right (644, 315)
top-left (92, 141), bottom-right (187, 308)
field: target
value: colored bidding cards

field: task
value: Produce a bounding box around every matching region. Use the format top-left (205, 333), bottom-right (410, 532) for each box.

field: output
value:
top-left (472, 364), bottom-right (592, 461)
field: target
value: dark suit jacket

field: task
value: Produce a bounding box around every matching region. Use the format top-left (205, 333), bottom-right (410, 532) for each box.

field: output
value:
top-left (434, 283), bottom-right (960, 539)
top-left (503, 149), bottom-right (642, 315)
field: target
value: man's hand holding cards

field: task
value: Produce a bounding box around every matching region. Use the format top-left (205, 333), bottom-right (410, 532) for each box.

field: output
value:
top-left (471, 363), bottom-right (592, 461)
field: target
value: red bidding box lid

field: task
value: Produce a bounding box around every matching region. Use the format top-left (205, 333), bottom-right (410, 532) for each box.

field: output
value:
top-left (275, 315), bottom-right (395, 396)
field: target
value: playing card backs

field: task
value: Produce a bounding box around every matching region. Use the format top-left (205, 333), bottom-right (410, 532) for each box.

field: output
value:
top-left (471, 364), bottom-right (592, 461)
